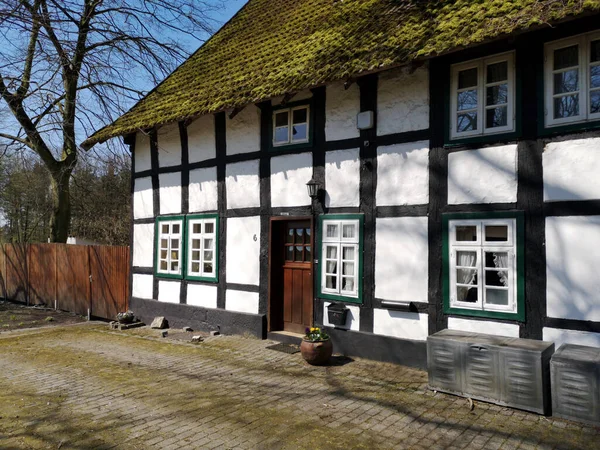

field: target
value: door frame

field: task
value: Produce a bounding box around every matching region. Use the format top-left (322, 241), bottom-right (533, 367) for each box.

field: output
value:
top-left (267, 216), bottom-right (314, 332)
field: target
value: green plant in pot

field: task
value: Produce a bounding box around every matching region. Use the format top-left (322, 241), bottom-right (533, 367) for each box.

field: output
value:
top-left (300, 327), bottom-right (333, 365)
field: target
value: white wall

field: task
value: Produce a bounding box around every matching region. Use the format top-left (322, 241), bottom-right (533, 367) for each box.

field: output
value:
top-left (270, 153), bottom-right (312, 207)
top-left (325, 81), bottom-right (360, 141)
top-left (187, 283), bottom-right (218, 309)
top-left (373, 310), bottom-right (429, 341)
top-left (543, 327), bottom-right (600, 349)
top-left (226, 216), bottom-right (260, 285)
top-left (133, 177), bottom-right (153, 219)
top-left (135, 132), bottom-right (152, 172)
top-left (377, 66), bottom-right (429, 136)
top-left (375, 217), bottom-right (428, 302)
top-left (226, 105), bottom-right (260, 155)
top-left (448, 145), bottom-right (518, 204)
top-left (159, 172), bottom-right (182, 215)
top-left (188, 114), bottom-right (216, 163)
top-left (323, 302), bottom-right (360, 331)
top-left (546, 215), bottom-right (600, 322)
top-left (189, 167), bottom-right (218, 212)
top-left (325, 149), bottom-right (360, 207)
top-left (447, 317), bottom-right (520, 337)
top-left (157, 122), bottom-right (181, 168)
top-left (133, 223), bottom-right (154, 267)
top-left (132, 274), bottom-right (153, 300)
top-left (158, 280), bottom-right (180, 304)
top-left (226, 290), bottom-right (259, 314)
top-left (377, 141), bottom-right (429, 206)
top-left (226, 160), bottom-right (260, 209)
top-left (544, 137), bottom-right (600, 202)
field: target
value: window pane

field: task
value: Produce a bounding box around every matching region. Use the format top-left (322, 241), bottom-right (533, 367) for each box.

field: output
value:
top-left (457, 269), bottom-right (477, 285)
top-left (171, 250), bottom-right (179, 260)
top-left (342, 224), bottom-right (356, 239)
top-left (275, 111), bottom-right (288, 127)
top-left (292, 124), bottom-right (307, 141)
top-left (485, 270), bottom-right (508, 287)
top-left (456, 226), bottom-right (477, 241)
top-left (295, 228), bottom-right (304, 243)
top-left (171, 261), bottom-right (179, 271)
top-left (192, 250), bottom-right (200, 261)
top-left (287, 228), bottom-right (294, 243)
top-left (292, 108), bottom-right (307, 124)
top-left (486, 106), bottom-right (507, 128)
top-left (193, 223), bottom-right (201, 234)
top-left (487, 61), bottom-right (508, 83)
top-left (457, 90), bottom-right (478, 111)
top-left (485, 288), bottom-right (509, 306)
top-left (554, 94), bottom-right (579, 119)
top-left (295, 246), bottom-right (303, 261)
top-left (326, 224), bottom-right (338, 239)
top-left (162, 224), bottom-right (169, 234)
top-left (592, 40), bottom-right (600, 63)
top-left (554, 70), bottom-right (579, 94)
top-left (486, 84), bottom-right (508, 106)
top-left (204, 222), bottom-right (214, 234)
top-left (342, 277), bottom-right (355, 292)
top-left (342, 246), bottom-right (355, 261)
top-left (171, 239), bottom-right (179, 249)
top-left (458, 68), bottom-right (478, 89)
top-left (191, 262), bottom-right (200, 273)
top-left (161, 239), bottom-right (168, 249)
top-left (204, 251), bottom-right (213, 262)
top-left (326, 275), bottom-right (337, 289)
top-left (456, 251), bottom-right (477, 267)
top-left (326, 261), bottom-right (338, 274)
top-left (204, 262), bottom-right (213, 273)
top-left (457, 286), bottom-right (477, 303)
top-left (204, 239), bottom-right (213, 250)
top-left (160, 261), bottom-right (168, 270)
top-left (343, 262), bottom-right (354, 276)
top-left (591, 66), bottom-right (600, 89)
top-left (192, 239), bottom-right (200, 250)
top-left (275, 126), bottom-right (289, 143)
top-left (305, 228), bottom-right (311, 238)
top-left (305, 246), bottom-right (312, 261)
top-left (591, 91), bottom-right (600, 114)
top-left (457, 112), bottom-right (477, 132)
top-left (286, 246), bottom-right (293, 261)
top-left (485, 225), bottom-right (508, 242)
top-left (554, 45), bottom-right (578, 70)
top-left (172, 224), bottom-right (180, 234)
top-left (160, 250), bottom-right (167, 259)
top-left (485, 251), bottom-right (509, 269)
top-left (326, 246), bottom-right (337, 259)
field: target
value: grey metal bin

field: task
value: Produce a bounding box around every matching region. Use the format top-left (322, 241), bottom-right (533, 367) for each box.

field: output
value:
top-left (428, 329), bottom-right (555, 414)
top-left (551, 344), bottom-right (600, 425)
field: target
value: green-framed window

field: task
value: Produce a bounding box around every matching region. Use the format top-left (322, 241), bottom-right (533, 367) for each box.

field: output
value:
top-left (155, 215), bottom-right (185, 279)
top-left (185, 214), bottom-right (219, 282)
top-left (271, 100), bottom-right (313, 150)
top-left (443, 212), bottom-right (525, 321)
top-left (317, 214), bottom-right (364, 304)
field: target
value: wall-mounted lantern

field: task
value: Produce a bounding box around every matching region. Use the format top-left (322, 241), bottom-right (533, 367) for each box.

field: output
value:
top-left (306, 178), bottom-right (320, 200)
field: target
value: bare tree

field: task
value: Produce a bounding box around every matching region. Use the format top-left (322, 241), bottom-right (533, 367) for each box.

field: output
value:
top-left (0, 0), bottom-right (223, 242)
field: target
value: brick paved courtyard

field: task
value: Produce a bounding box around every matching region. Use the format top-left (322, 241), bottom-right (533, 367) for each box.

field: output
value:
top-left (0, 323), bottom-right (598, 449)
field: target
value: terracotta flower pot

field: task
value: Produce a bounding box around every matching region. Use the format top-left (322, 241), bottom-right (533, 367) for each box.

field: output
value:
top-left (300, 338), bottom-right (333, 365)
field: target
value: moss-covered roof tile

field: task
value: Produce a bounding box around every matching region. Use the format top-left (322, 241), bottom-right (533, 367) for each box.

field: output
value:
top-left (83, 0), bottom-right (600, 147)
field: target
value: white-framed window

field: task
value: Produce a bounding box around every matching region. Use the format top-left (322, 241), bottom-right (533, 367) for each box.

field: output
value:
top-left (545, 31), bottom-right (600, 127)
top-left (321, 219), bottom-right (360, 299)
top-left (187, 216), bottom-right (217, 280)
top-left (273, 105), bottom-right (310, 146)
top-left (156, 218), bottom-right (183, 276)
top-left (450, 52), bottom-right (515, 140)
top-left (448, 219), bottom-right (517, 314)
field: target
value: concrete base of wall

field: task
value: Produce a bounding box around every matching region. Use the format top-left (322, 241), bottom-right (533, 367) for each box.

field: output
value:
top-left (130, 297), bottom-right (267, 339)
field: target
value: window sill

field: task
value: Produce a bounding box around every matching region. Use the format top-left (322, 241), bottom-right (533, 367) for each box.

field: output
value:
top-left (269, 141), bottom-right (313, 152)
top-left (540, 119), bottom-right (600, 138)
top-left (186, 275), bottom-right (218, 283)
top-left (444, 130), bottom-right (520, 148)
top-left (444, 305), bottom-right (524, 322)
top-left (155, 273), bottom-right (184, 280)
top-left (318, 292), bottom-right (362, 305)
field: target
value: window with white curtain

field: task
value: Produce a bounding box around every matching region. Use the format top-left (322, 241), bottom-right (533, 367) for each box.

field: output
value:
top-left (156, 218), bottom-right (184, 277)
top-left (187, 215), bottom-right (218, 281)
top-left (448, 218), bottom-right (517, 313)
top-left (321, 218), bottom-right (361, 300)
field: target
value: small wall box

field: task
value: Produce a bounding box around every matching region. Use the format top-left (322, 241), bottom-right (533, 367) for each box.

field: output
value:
top-left (357, 111), bottom-right (374, 130)
top-left (551, 344), bottom-right (600, 425)
top-left (327, 302), bottom-right (349, 327)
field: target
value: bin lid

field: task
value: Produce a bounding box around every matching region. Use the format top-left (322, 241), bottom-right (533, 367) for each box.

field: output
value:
top-left (552, 344), bottom-right (600, 366)
top-left (327, 302), bottom-right (348, 312)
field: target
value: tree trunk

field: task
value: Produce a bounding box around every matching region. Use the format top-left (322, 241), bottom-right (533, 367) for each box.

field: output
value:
top-left (50, 165), bottom-right (72, 243)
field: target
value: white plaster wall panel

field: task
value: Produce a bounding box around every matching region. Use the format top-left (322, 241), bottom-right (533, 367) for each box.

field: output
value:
top-left (448, 145), bottom-right (518, 204)
top-left (377, 66), bottom-right (429, 136)
top-left (323, 302), bottom-right (360, 331)
top-left (159, 172), bottom-right (182, 215)
top-left (546, 216), bottom-right (600, 322)
top-left (447, 317), bottom-right (520, 337)
top-left (377, 141), bottom-right (429, 206)
top-left (544, 137), bottom-right (600, 202)
top-left (135, 132), bottom-right (152, 172)
top-left (158, 280), bottom-right (180, 304)
top-left (189, 167), bottom-right (218, 212)
top-left (226, 160), bottom-right (260, 209)
top-left (325, 81), bottom-right (360, 141)
top-left (226, 105), bottom-right (261, 155)
top-left (157, 122), bottom-right (181, 168)
top-left (271, 89), bottom-right (313, 106)
top-left (226, 216), bottom-right (261, 286)
top-left (543, 327), bottom-right (600, 349)
top-left (325, 149), bottom-right (360, 207)
top-left (188, 114), bottom-right (216, 163)
top-left (187, 283), bottom-right (218, 309)
top-left (375, 217), bottom-right (428, 303)
top-left (270, 153), bottom-right (313, 207)
top-left (226, 290), bottom-right (259, 314)
top-left (133, 223), bottom-right (154, 267)
top-left (132, 274), bottom-right (153, 300)
top-left (373, 310), bottom-right (429, 341)
top-left (133, 177), bottom-right (153, 219)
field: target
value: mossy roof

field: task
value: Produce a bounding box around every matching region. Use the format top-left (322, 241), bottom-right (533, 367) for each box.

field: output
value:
top-left (83, 0), bottom-right (600, 148)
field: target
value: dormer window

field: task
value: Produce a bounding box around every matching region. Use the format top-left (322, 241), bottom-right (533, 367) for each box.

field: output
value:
top-left (273, 105), bottom-right (310, 146)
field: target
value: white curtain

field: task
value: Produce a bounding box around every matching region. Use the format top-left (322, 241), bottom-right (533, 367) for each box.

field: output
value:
top-left (493, 252), bottom-right (509, 286)
top-left (458, 252), bottom-right (477, 285)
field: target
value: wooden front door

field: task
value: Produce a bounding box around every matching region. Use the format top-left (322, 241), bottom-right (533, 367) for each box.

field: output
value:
top-left (282, 221), bottom-right (313, 333)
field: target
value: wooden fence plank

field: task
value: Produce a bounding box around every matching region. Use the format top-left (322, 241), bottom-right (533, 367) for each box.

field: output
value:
top-left (90, 245), bottom-right (130, 320)
top-left (0, 244), bottom-right (6, 300)
top-left (28, 244), bottom-right (57, 306)
top-left (5, 244), bottom-right (28, 303)
top-left (56, 244), bottom-right (91, 317)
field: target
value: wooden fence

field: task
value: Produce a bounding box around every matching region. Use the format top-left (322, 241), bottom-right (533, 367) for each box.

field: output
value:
top-left (0, 243), bottom-right (130, 320)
